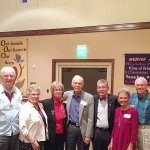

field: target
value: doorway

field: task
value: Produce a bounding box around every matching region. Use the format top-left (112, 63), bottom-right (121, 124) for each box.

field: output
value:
top-left (52, 59), bottom-right (114, 95)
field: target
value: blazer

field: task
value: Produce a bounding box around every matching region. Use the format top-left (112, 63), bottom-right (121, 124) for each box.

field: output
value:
top-left (42, 98), bottom-right (67, 144)
top-left (94, 94), bottom-right (119, 135)
top-left (19, 101), bottom-right (48, 143)
top-left (64, 90), bottom-right (94, 140)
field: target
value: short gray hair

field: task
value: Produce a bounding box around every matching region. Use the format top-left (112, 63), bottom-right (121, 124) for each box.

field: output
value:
top-left (50, 81), bottom-right (64, 95)
top-left (118, 88), bottom-right (130, 98)
top-left (26, 84), bottom-right (40, 95)
top-left (97, 79), bottom-right (108, 87)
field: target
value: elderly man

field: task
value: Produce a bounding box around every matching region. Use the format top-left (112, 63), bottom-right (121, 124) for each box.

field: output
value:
top-left (0, 66), bottom-right (22, 150)
top-left (64, 75), bottom-right (94, 150)
top-left (93, 79), bottom-right (119, 150)
top-left (130, 77), bottom-right (150, 150)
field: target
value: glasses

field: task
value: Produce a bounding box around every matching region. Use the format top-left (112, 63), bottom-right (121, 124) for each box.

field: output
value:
top-left (2, 75), bottom-right (15, 79)
top-left (29, 93), bottom-right (40, 96)
top-left (136, 84), bottom-right (146, 87)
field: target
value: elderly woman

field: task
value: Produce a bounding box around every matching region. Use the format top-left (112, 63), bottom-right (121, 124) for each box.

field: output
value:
top-left (108, 88), bottom-right (138, 150)
top-left (42, 81), bottom-right (66, 150)
top-left (19, 84), bottom-right (48, 150)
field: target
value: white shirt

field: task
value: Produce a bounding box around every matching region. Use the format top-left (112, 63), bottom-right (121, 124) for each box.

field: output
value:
top-left (96, 99), bottom-right (109, 128)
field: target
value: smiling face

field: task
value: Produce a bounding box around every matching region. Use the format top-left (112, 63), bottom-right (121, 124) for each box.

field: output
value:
top-left (97, 82), bottom-right (109, 99)
top-left (72, 75), bottom-right (84, 95)
top-left (118, 92), bottom-right (130, 108)
top-left (28, 89), bottom-right (40, 105)
top-left (135, 77), bottom-right (148, 97)
top-left (0, 67), bottom-right (16, 91)
top-left (53, 86), bottom-right (63, 98)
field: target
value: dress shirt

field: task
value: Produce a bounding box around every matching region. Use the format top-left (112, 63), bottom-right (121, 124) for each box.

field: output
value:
top-left (69, 94), bottom-right (80, 123)
top-left (96, 99), bottom-right (109, 128)
top-left (130, 92), bottom-right (150, 125)
top-left (0, 83), bottom-right (22, 136)
top-left (19, 101), bottom-right (48, 143)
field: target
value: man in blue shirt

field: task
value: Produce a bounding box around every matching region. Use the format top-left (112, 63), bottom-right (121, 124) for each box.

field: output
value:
top-left (0, 66), bottom-right (22, 150)
top-left (130, 77), bottom-right (150, 150)
top-left (64, 75), bottom-right (94, 150)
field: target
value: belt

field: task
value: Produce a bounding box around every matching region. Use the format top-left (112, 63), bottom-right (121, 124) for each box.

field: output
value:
top-left (138, 125), bottom-right (150, 129)
top-left (96, 127), bottom-right (108, 131)
top-left (68, 120), bottom-right (79, 127)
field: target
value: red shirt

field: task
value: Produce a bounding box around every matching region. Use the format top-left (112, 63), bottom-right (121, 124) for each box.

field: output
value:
top-left (53, 96), bottom-right (66, 134)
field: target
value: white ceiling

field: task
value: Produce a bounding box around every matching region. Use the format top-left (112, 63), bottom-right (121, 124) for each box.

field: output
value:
top-left (0, 0), bottom-right (150, 32)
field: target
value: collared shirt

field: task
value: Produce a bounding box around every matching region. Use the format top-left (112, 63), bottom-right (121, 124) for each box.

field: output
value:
top-left (130, 92), bottom-right (150, 125)
top-left (69, 94), bottom-right (80, 123)
top-left (96, 99), bottom-right (109, 128)
top-left (0, 83), bottom-right (22, 136)
top-left (53, 97), bottom-right (66, 134)
top-left (19, 101), bottom-right (48, 143)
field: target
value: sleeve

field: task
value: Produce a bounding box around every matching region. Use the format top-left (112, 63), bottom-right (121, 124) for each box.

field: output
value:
top-left (111, 108), bottom-right (117, 138)
top-left (85, 96), bottom-right (94, 138)
top-left (130, 109), bottom-right (138, 144)
top-left (19, 104), bottom-right (30, 136)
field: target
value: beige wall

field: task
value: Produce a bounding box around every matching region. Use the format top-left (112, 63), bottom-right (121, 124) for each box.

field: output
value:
top-left (21, 29), bottom-right (150, 99)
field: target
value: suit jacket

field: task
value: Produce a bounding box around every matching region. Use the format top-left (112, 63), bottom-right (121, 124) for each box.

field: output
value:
top-left (64, 90), bottom-right (94, 140)
top-left (94, 94), bottom-right (119, 135)
top-left (42, 98), bottom-right (67, 144)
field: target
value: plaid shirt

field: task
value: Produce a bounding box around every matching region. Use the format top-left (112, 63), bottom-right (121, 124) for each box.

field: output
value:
top-left (130, 92), bottom-right (150, 125)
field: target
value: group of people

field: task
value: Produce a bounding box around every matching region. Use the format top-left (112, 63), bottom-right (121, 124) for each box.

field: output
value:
top-left (0, 66), bottom-right (150, 150)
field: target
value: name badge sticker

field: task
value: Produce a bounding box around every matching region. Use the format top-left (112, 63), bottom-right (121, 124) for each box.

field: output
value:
top-left (124, 114), bottom-right (131, 118)
top-left (80, 100), bottom-right (87, 106)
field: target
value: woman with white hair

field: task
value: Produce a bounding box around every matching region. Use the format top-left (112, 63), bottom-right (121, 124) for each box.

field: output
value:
top-left (19, 84), bottom-right (48, 150)
top-left (108, 88), bottom-right (138, 150)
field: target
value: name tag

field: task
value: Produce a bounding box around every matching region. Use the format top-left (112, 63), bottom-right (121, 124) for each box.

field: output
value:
top-left (124, 114), bottom-right (131, 118)
top-left (80, 100), bottom-right (87, 106)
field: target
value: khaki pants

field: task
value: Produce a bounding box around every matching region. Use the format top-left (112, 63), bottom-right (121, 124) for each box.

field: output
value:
top-left (137, 125), bottom-right (150, 150)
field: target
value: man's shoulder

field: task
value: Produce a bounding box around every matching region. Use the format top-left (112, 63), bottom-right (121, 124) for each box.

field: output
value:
top-left (108, 94), bottom-right (117, 100)
top-left (83, 91), bottom-right (93, 97)
top-left (42, 98), bottom-right (52, 104)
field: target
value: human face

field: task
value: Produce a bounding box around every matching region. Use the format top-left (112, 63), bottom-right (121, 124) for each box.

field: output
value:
top-left (28, 90), bottom-right (40, 105)
top-left (53, 86), bottom-right (63, 98)
top-left (72, 77), bottom-right (84, 95)
top-left (135, 78), bottom-right (147, 97)
top-left (118, 92), bottom-right (130, 108)
top-left (1, 70), bottom-right (16, 90)
top-left (97, 82), bottom-right (109, 99)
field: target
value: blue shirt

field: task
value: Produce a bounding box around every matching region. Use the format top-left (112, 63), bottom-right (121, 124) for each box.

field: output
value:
top-left (69, 94), bottom-right (80, 123)
top-left (130, 92), bottom-right (150, 125)
top-left (0, 83), bottom-right (22, 136)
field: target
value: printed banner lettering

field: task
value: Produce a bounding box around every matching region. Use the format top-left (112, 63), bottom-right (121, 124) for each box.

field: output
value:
top-left (124, 54), bottom-right (150, 85)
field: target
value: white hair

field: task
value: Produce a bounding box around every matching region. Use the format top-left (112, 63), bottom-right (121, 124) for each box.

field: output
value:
top-left (0, 66), bottom-right (16, 76)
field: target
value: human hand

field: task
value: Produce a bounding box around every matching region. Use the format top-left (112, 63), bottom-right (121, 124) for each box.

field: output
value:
top-left (84, 137), bottom-right (91, 145)
top-left (31, 141), bottom-right (40, 150)
top-left (108, 144), bottom-right (112, 150)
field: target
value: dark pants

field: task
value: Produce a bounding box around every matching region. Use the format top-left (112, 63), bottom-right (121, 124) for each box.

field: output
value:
top-left (0, 134), bottom-right (19, 150)
top-left (44, 133), bottom-right (65, 150)
top-left (66, 124), bottom-right (90, 150)
top-left (19, 140), bottom-right (44, 150)
top-left (93, 128), bottom-right (110, 150)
